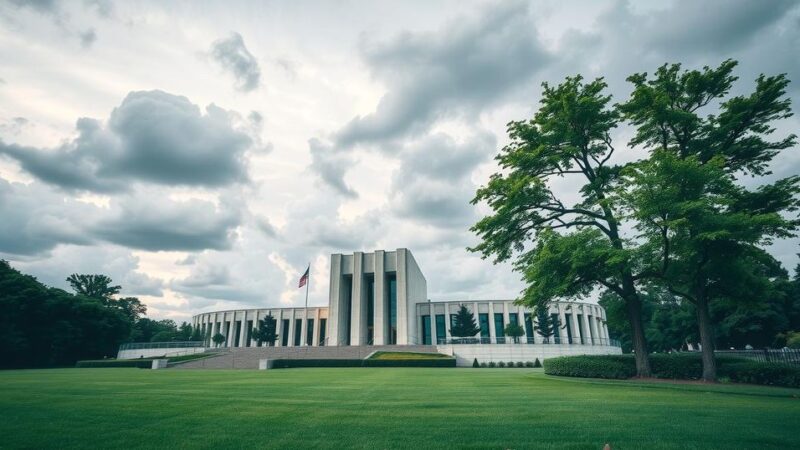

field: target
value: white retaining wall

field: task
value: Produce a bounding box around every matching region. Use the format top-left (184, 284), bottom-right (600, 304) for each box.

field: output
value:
top-left (437, 344), bottom-right (622, 367)
top-left (117, 347), bottom-right (206, 360)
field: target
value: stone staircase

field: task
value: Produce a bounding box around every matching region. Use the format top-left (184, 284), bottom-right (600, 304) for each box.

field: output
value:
top-left (172, 345), bottom-right (439, 369)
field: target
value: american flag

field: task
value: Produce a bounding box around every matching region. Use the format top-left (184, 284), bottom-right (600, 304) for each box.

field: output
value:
top-left (298, 266), bottom-right (309, 288)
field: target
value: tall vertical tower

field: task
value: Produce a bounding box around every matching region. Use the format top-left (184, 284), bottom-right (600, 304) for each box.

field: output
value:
top-left (327, 249), bottom-right (427, 346)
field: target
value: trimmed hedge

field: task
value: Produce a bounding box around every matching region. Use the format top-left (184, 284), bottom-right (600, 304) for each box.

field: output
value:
top-left (543, 354), bottom-right (800, 388)
top-left (271, 357), bottom-right (456, 369)
top-left (76, 359), bottom-right (153, 368)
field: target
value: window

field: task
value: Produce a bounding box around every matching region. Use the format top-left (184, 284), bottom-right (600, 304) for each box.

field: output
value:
top-left (564, 314), bottom-right (573, 343)
top-left (509, 314), bottom-right (519, 326)
top-left (306, 318), bottom-right (314, 346)
top-left (388, 274), bottom-right (397, 344)
top-left (577, 314), bottom-right (585, 343)
top-left (366, 275), bottom-right (374, 345)
top-left (246, 320), bottom-right (253, 347)
top-left (494, 313), bottom-right (505, 339)
top-left (421, 315), bottom-right (431, 345)
top-left (294, 318), bottom-right (302, 346)
top-left (524, 313), bottom-right (534, 343)
top-left (342, 275), bottom-right (352, 345)
top-left (234, 321), bottom-right (241, 347)
top-left (479, 313), bottom-right (490, 338)
top-left (587, 315), bottom-right (594, 341)
top-left (435, 314), bottom-right (446, 344)
top-left (551, 314), bottom-right (560, 339)
top-left (281, 319), bottom-right (290, 346)
top-left (450, 314), bottom-right (457, 329)
top-left (319, 319), bottom-right (327, 346)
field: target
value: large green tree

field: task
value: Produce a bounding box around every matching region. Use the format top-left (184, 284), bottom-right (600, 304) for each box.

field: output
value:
top-left (619, 61), bottom-right (799, 381)
top-left (471, 76), bottom-right (654, 376)
top-left (252, 314), bottom-right (278, 347)
top-left (65, 274), bottom-right (121, 303)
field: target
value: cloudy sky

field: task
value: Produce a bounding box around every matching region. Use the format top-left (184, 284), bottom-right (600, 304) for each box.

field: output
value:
top-left (1, 0), bottom-right (799, 322)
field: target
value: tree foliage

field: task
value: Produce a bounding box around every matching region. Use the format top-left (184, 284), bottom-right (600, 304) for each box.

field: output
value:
top-left (66, 274), bottom-right (121, 303)
top-left (449, 305), bottom-right (480, 337)
top-left (252, 314), bottom-right (278, 346)
top-left (470, 75), bottom-right (653, 376)
top-left (534, 307), bottom-right (556, 340)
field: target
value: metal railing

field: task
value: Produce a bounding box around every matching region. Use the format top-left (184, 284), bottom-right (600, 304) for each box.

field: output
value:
top-left (118, 341), bottom-right (205, 351)
top-left (715, 349), bottom-right (800, 366)
top-left (437, 336), bottom-right (620, 347)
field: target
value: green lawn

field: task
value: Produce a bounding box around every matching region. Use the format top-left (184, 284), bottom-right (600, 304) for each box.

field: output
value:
top-left (1, 368), bottom-right (798, 449)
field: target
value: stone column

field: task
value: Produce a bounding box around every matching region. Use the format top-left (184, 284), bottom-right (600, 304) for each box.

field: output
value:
top-left (313, 308), bottom-right (321, 346)
top-left (350, 251), bottom-right (365, 345)
top-left (488, 302), bottom-right (497, 342)
top-left (444, 303), bottom-right (452, 339)
top-left (373, 250), bottom-right (386, 345)
top-left (571, 310), bottom-right (582, 345)
top-left (472, 302), bottom-right (480, 339)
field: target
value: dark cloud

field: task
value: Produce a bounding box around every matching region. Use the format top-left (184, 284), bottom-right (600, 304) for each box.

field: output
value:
top-left (8, 0), bottom-right (58, 15)
top-left (0, 178), bottom-right (93, 255)
top-left (91, 195), bottom-right (240, 252)
top-left (0, 117), bottom-right (28, 136)
top-left (335, 0), bottom-right (549, 149)
top-left (308, 138), bottom-right (358, 198)
top-left (79, 28), bottom-right (96, 48)
top-left (0, 90), bottom-right (252, 192)
top-left (210, 32), bottom-right (261, 92)
top-left (390, 132), bottom-right (495, 228)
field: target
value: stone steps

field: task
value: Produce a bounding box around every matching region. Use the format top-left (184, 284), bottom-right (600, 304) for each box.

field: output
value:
top-left (172, 345), bottom-right (440, 369)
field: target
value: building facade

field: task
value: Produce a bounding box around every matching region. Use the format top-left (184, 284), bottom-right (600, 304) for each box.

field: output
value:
top-left (191, 249), bottom-right (616, 352)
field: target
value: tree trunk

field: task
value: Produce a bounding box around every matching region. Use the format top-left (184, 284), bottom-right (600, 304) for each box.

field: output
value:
top-left (625, 294), bottom-right (652, 378)
top-left (695, 296), bottom-right (717, 382)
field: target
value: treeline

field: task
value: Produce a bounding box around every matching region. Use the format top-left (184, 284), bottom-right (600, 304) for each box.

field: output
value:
top-left (0, 261), bottom-right (201, 368)
top-left (602, 263), bottom-right (800, 352)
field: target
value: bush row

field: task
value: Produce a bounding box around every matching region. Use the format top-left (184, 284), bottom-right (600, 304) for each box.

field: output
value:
top-left (271, 358), bottom-right (457, 369)
top-left (75, 359), bottom-right (153, 368)
top-left (543, 354), bottom-right (800, 388)
top-left (472, 359), bottom-right (543, 368)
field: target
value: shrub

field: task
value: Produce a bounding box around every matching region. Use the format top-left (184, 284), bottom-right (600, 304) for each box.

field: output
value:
top-left (515, 361), bottom-right (524, 368)
top-left (506, 361), bottom-right (515, 368)
top-left (525, 361), bottom-right (534, 368)
top-left (543, 355), bottom-right (636, 379)
top-left (76, 359), bottom-right (153, 368)
top-left (472, 358), bottom-right (479, 368)
top-left (480, 362), bottom-right (488, 368)
top-left (497, 361), bottom-right (505, 368)
top-left (533, 358), bottom-right (542, 368)
top-left (719, 361), bottom-right (800, 388)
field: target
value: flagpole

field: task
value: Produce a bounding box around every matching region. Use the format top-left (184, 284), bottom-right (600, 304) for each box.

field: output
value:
top-left (304, 263), bottom-right (310, 346)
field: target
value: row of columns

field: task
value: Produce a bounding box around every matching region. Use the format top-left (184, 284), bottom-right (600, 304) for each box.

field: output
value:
top-left (193, 307), bottom-right (327, 348)
top-left (425, 301), bottom-right (610, 344)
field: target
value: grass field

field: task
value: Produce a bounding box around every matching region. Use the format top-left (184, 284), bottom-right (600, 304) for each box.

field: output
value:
top-left (1, 368), bottom-right (799, 449)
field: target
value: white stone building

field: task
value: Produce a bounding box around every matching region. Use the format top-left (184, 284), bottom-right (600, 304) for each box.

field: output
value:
top-left (183, 249), bottom-right (621, 364)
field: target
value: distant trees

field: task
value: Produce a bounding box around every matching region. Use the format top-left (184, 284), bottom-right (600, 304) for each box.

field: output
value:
top-left (212, 333), bottom-right (226, 347)
top-left (66, 274), bottom-right (121, 303)
top-left (252, 314), bottom-right (278, 346)
top-left (0, 261), bottom-right (131, 368)
top-left (450, 305), bottom-right (480, 338)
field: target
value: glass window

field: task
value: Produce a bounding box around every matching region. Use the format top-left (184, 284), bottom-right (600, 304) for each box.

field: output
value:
top-left (366, 275), bottom-right (374, 344)
top-left (509, 314), bottom-right (518, 326)
top-left (421, 315), bottom-right (431, 345)
top-left (435, 314), bottom-right (446, 344)
top-left (479, 313), bottom-right (490, 338)
top-left (564, 314), bottom-right (573, 343)
top-left (524, 313), bottom-right (534, 342)
top-left (294, 318), bottom-right (302, 346)
top-left (494, 313), bottom-right (505, 338)
top-left (281, 319), bottom-right (290, 346)
top-left (577, 314), bottom-right (585, 343)
top-left (319, 319), bottom-right (327, 346)
top-left (306, 318), bottom-right (314, 346)
top-left (388, 274), bottom-right (397, 344)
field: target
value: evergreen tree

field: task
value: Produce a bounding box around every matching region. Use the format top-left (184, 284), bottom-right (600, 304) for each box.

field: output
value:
top-left (252, 314), bottom-right (278, 346)
top-left (450, 305), bottom-right (480, 338)
top-left (534, 308), bottom-right (556, 342)
top-left (212, 333), bottom-right (226, 347)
